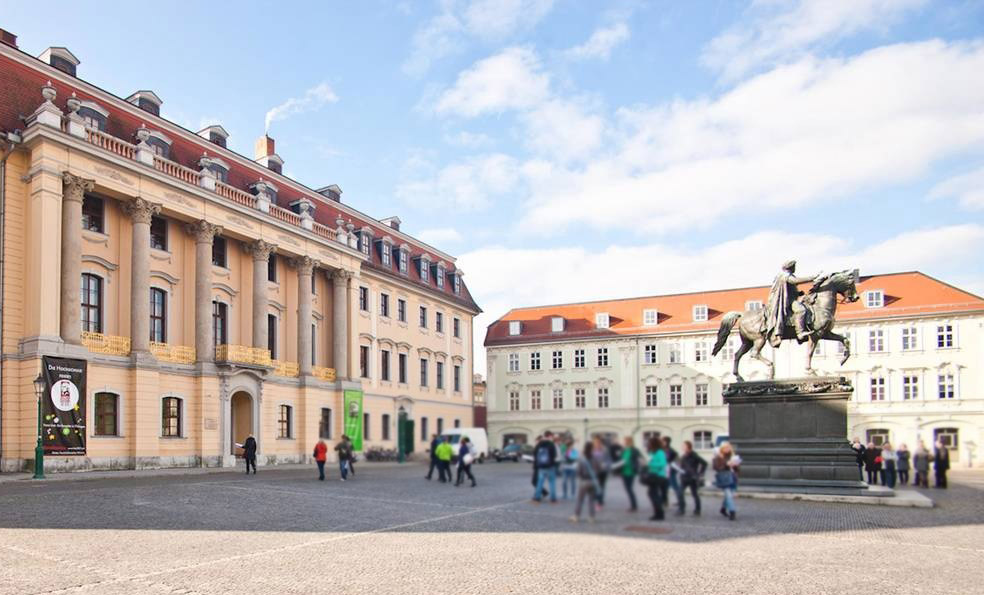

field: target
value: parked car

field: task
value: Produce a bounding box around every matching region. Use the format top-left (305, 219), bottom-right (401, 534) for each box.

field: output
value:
top-left (439, 428), bottom-right (489, 463)
top-left (493, 443), bottom-right (526, 462)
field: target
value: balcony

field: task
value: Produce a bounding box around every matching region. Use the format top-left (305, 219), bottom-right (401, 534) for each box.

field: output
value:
top-left (81, 331), bottom-right (131, 356)
top-left (272, 360), bottom-right (299, 378)
top-left (313, 366), bottom-right (337, 382)
top-left (215, 344), bottom-right (272, 367)
top-left (149, 342), bottom-right (196, 364)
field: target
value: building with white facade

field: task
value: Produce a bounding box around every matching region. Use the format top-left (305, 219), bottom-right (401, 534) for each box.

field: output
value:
top-left (484, 272), bottom-right (983, 465)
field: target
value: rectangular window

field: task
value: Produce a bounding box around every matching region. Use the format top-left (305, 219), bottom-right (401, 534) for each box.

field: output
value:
top-left (552, 350), bottom-right (563, 369)
top-left (868, 329), bottom-right (885, 353)
top-left (938, 374), bottom-right (955, 399)
top-left (694, 341), bottom-right (708, 363)
top-left (720, 338), bottom-right (736, 361)
top-left (453, 317), bottom-right (461, 338)
top-left (574, 388), bottom-right (586, 408)
top-left (669, 385), bottom-right (682, 407)
top-left (595, 313), bottom-right (610, 329)
top-left (267, 314), bottom-right (277, 359)
top-left (319, 408), bottom-right (332, 439)
top-left (397, 299), bottom-right (407, 322)
top-left (934, 428), bottom-right (959, 451)
top-left (150, 288), bottom-right (166, 343)
top-left (212, 237), bottom-right (227, 267)
top-left (453, 274), bottom-right (461, 294)
top-left (454, 419), bottom-right (460, 429)
top-left (360, 233), bottom-right (370, 256)
top-left (644, 344), bottom-right (657, 364)
top-left (693, 431), bottom-right (713, 450)
top-left (551, 317), bottom-right (565, 332)
top-left (82, 195), bottom-right (104, 233)
top-left (381, 243), bottom-right (392, 267)
top-left (901, 327), bottom-right (918, 351)
top-left (436, 418), bottom-right (444, 435)
top-left (696, 383), bottom-right (708, 406)
top-left (436, 265), bottom-right (445, 288)
top-left (870, 377), bottom-right (886, 401)
top-left (865, 290), bottom-right (884, 308)
top-left (420, 417), bottom-right (429, 440)
top-left (903, 375), bottom-right (919, 400)
top-left (278, 405), bottom-right (292, 438)
top-left (937, 324), bottom-right (954, 348)
top-left (312, 271), bottom-right (317, 294)
top-left (454, 365), bottom-right (461, 392)
top-left (364, 413), bottom-right (371, 440)
top-left (150, 215), bottom-right (167, 251)
top-left (359, 287), bottom-right (369, 311)
top-left (311, 325), bottom-right (317, 365)
top-left (162, 397), bottom-right (181, 437)
top-left (597, 347), bottom-right (609, 367)
top-left (643, 309), bottom-right (658, 326)
top-left (380, 350), bottom-right (391, 381)
top-left (531, 390), bottom-right (541, 410)
top-left (81, 273), bottom-right (102, 333)
top-left (692, 304), bottom-right (708, 322)
top-left (597, 387), bottom-right (609, 408)
top-left (436, 312), bottom-right (444, 334)
top-left (745, 300), bottom-right (763, 312)
top-left (436, 361), bottom-right (444, 389)
top-left (398, 353), bottom-right (408, 384)
top-left (212, 301), bottom-right (227, 345)
top-left (645, 385), bottom-right (658, 407)
top-left (94, 392), bottom-right (118, 436)
top-left (509, 392), bottom-right (520, 411)
top-left (669, 343), bottom-right (682, 364)
top-left (552, 389), bottom-right (563, 409)
top-left (866, 429), bottom-right (890, 447)
top-left (380, 293), bottom-right (390, 317)
top-left (508, 320), bottom-right (520, 335)
top-left (267, 253), bottom-right (277, 282)
top-left (419, 306), bottom-right (428, 328)
top-left (421, 261), bottom-right (430, 283)
top-left (420, 358), bottom-right (428, 386)
top-left (530, 352), bottom-right (541, 371)
top-left (360, 345), bottom-right (370, 378)
top-left (508, 353), bottom-right (520, 372)
top-left (382, 414), bottom-right (391, 441)
top-left (399, 249), bottom-right (408, 273)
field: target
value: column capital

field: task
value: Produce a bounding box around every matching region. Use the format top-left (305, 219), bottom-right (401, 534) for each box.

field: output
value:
top-left (62, 172), bottom-right (94, 203)
top-left (245, 239), bottom-right (277, 262)
top-left (331, 268), bottom-right (355, 282)
top-left (185, 220), bottom-right (223, 244)
top-left (121, 197), bottom-right (161, 225)
top-left (290, 255), bottom-right (318, 276)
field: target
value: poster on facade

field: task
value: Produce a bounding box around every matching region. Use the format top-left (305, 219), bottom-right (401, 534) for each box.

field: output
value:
top-left (343, 389), bottom-right (363, 451)
top-left (41, 356), bottom-right (87, 455)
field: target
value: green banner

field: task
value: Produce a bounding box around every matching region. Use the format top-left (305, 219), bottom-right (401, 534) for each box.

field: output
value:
top-left (343, 390), bottom-right (364, 451)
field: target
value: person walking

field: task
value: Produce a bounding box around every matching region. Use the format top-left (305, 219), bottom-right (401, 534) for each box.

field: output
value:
top-left (933, 440), bottom-right (950, 489)
top-left (851, 438), bottom-right (866, 481)
top-left (346, 436), bottom-right (357, 478)
top-left (532, 431), bottom-right (559, 503)
top-left (677, 440), bottom-right (708, 516)
top-left (313, 439), bottom-right (328, 481)
top-left (591, 435), bottom-right (612, 509)
top-left (435, 437), bottom-right (454, 483)
top-left (334, 434), bottom-right (352, 481)
top-left (242, 434), bottom-right (257, 475)
top-left (896, 443), bottom-right (911, 486)
top-left (425, 434), bottom-right (440, 480)
top-left (713, 442), bottom-right (740, 521)
top-left (455, 437), bottom-right (477, 487)
top-left (665, 437), bottom-right (681, 508)
top-left (881, 442), bottom-right (897, 488)
top-left (619, 436), bottom-right (642, 512)
top-left (561, 438), bottom-right (579, 500)
top-left (569, 441), bottom-right (602, 523)
top-left (913, 442), bottom-right (931, 488)
top-left (863, 442), bottom-right (881, 485)
top-left (645, 436), bottom-right (669, 521)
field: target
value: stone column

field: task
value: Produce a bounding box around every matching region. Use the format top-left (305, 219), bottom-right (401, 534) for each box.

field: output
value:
top-left (122, 197), bottom-right (161, 354)
top-left (331, 269), bottom-right (351, 380)
top-left (245, 240), bottom-right (276, 351)
top-left (186, 220), bottom-right (223, 361)
top-left (293, 256), bottom-right (316, 376)
top-left (60, 172), bottom-right (94, 345)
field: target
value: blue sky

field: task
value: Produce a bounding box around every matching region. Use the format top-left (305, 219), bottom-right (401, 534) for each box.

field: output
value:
top-left (5, 0), bottom-right (984, 372)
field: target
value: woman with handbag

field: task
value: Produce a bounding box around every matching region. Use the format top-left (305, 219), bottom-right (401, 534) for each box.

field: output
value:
top-left (713, 442), bottom-right (740, 521)
top-left (455, 437), bottom-right (477, 487)
top-left (645, 436), bottom-right (669, 521)
top-left (569, 441), bottom-right (602, 523)
top-left (863, 442), bottom-right (881, 485)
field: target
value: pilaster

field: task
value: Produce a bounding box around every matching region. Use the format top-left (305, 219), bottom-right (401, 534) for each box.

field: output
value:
top-left (60, 172), bottom-right (93, 345)
top-left (121, 197), bottom-right (161, 355)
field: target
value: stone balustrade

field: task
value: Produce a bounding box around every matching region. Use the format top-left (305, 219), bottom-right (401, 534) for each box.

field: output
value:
top-left (215, 344), bottom-right (272, 367)
top-left (272, 360), bottom-right (300, 378)
top-left (81, 331), bottom-right (131, 356)
top-left (312, 366), bottom-right (337, 382)
top-left (149, 342), bottom-right (196, 364)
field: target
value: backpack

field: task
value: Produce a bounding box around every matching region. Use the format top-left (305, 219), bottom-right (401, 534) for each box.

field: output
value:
top-left (536, 444), bottom-right (552, 467)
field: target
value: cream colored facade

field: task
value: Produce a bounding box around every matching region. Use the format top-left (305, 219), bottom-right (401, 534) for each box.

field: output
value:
top-left (0, 45), bottom-right (478, 472)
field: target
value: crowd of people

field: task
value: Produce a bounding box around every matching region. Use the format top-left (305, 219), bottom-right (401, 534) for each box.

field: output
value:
top-left (851, 438), bottom-right (951, 489)
top-left (425, 434), bottom-right (477, 487)
top-left (529, 431), bottom-right (741, 523)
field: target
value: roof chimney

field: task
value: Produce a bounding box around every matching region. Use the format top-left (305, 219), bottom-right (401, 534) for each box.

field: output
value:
top-left (316, 184), bottom-right (342, 203)
top-left (254, 134), bottom-right (283, 174)
top-left (126, 90), bottom-right (163, 116)
top-left (0, 29), bottom-right (17, 48)
top-left (197, 124), bottom-right (229, 148)
top-left (38, 47), bottom-right (79, 76)
top-left (380, 216), bottom-right (401, 231)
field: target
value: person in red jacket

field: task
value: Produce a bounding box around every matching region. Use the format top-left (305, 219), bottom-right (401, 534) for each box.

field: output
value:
top-left (313, 439), bottom-right (328, 481)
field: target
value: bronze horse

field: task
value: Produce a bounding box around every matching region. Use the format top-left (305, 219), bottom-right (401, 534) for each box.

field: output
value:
top-left (711, 269), bottom-right (860, 381)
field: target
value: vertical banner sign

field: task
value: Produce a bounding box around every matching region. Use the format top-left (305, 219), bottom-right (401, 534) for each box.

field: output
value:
top-left (41, 356), bottom-right (87, 455)
top-left (343, 390), bottom-right (364, 452)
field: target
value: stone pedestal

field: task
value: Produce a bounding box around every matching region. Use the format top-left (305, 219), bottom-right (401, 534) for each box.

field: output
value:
top-left (724, 376), bottom-right (877, 496)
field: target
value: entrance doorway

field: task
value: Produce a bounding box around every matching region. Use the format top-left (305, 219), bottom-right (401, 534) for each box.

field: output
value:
top-left (231, 391), bottom-right (253, 456)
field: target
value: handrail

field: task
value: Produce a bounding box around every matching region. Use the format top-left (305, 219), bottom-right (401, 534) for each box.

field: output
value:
top-left (152, 155), bottom-right (201, 186)
top-left (86, 128), bottom-right (135, 160)
top-left (81, 331), bottom-right (131, 356)
top-left (270, 204), bottom-right (302, 226)
top-left (215, 181), bottom-right (257, 208)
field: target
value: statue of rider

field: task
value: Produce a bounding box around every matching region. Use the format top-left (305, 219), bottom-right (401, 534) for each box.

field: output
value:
top-left (765, 260), bottom-right (817, 347)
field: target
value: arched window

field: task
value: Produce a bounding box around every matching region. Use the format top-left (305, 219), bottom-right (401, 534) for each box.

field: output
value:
top-left (94, 392), bottom-right (119, 436)
top-left (81, 273), bottom-right (103, 333)
top-left (162, 396), bottom-right (182, 437)
top-left (150, 288), bottom-right (167, 343)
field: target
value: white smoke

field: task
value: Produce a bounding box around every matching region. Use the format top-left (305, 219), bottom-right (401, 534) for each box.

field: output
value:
top-left (264, 82), bottom-right (339, 133)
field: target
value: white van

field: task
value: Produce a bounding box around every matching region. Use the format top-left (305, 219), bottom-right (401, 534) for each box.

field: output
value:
top-left (439, 428), bottom-right (489, 463)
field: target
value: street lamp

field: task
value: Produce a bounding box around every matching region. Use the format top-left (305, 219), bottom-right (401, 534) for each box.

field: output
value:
top-left (32, 373), bottom-right (45, 480)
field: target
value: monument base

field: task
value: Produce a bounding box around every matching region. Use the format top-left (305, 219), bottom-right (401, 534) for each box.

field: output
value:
top-left (724, 376), bottom-right (883, 497)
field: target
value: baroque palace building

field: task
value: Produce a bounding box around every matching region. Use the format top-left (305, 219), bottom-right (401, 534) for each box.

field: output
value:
top-left (485, 272), bottom-right (983, 465)
top-left (0, 32), bottom-right (479, 472)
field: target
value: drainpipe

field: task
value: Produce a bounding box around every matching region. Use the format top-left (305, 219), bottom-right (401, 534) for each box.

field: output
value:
top-left (0, 130), bottom-right (21, 471)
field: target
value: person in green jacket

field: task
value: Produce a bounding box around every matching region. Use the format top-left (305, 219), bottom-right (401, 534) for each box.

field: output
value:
top-left (646, 436), bottom-right (669, 521)
top-left (435, 438), bottom-right (454, 483)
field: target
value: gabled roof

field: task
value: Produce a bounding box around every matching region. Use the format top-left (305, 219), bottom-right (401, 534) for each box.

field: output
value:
top-left (484, 272), bottom-right (984, 347)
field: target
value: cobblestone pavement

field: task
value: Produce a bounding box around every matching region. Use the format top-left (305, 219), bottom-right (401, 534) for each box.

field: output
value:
top-left (0, 463), bottom-right (981, 595)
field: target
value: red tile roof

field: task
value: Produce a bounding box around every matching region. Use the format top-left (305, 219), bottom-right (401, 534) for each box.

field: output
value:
top-left (484, 272), bottom-right (984, 346)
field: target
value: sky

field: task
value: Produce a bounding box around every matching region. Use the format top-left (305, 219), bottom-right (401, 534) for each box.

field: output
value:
top-left (5, 0), bottom-right (984, 374)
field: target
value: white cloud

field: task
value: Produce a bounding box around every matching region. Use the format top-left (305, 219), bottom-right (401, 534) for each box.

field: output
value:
top-left (462, 224), bottom-right (984, 372)
top-left (462, 0), bottom-right (555, 40)
top-left (434, 47), bottom-right (550, 117)
top-left (417, 227), bottom-right (464, 246)
top-left (702, 0), bottom-right (928, 81)
top-left (444, 130), bottom-right (494, 148)
top-left (565, 22), bottom-right (630, 61)
top-left (929, 165), bottom-right (984, 209)
top-left (264, 82), bottom-right (339, 133)
top-left (396, 152), bottom-right (520, 210)
top-left (521, 99), bottom-right (605, 163)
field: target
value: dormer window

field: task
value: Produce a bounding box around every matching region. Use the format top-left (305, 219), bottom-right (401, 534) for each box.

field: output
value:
top-left (643, 309), bottom-right (658, 326)
top-left (359, 228), bottom-right (373, 256)
top-left (144, 131), bottom-right (171, 159)
top-left (865, 290), bottom-right (884, 308)
top-left (204, 157), bottom-right (229, 183)
top-left (436, 262), bottom-right (446, 288)
top-left (398, 246), bottom-right (409, 274)
top-left (508, 321), bottom-right (521, 336)
top-left (693, 304), bottom-right (708, 322)
top-left (745, 300), bottom-right (763, 312)
top-left (77, 101), bottom-right (109, 131)
top-left (551, 317), bottom-right (565, 332)
top-left (379, 238), bottom-right (393, 267)
top-left (595, 313), bottom-right (610, 329)
top-left (39, 47), bottom-right (80, 77)
top-left (419, 257), bottom-right (431, 283)
top-left (198, 125), bottom-right (229, 149)
top-left (453, 273), bottom-right (461, 295)
top-left (126, 90), bottom-right (163, 117)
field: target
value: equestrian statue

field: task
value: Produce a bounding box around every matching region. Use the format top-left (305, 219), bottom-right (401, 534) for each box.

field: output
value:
top-left (711, 262), bottom-right (860, 381)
